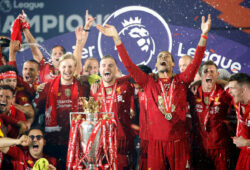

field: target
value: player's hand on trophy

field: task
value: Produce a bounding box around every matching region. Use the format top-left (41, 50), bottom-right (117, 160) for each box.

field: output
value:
top-left (232, 136), bottom-right (249, 147)
top-left (201, 14), bottom-right (211, 36)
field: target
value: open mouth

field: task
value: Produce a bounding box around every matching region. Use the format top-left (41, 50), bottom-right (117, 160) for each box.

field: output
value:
top-left (160, 61), bottom-right (167, 66)
top-left (206, 78), bottom-right (212, 83)
top-left (32, 144), bottom-right (39, 151)
top-left (25, 75), bottom-right (32, 81)
top-left (104, 72), bottom-right (111, 78)
top-left (0, 103), bottom-right (6, 107)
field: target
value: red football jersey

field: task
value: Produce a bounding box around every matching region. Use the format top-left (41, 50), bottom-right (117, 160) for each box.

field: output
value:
top-left (234, 101), bottom-right (250, 151)
top-left (7, 146), bottom-right (58, 170)
top-left (91, 78), bottom-right (135, 141)
top-left (138, 91), bottom-right (149, 140)
top-left (191, 84), bottom-right (233, 149)
top-left (33, 80), bottom-right (89, 145)
top-left (116, 43), bottom-right (205, 141)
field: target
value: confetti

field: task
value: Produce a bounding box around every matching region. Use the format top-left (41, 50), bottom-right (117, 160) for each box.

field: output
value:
top-left (193, 16), bottom-right (199, 21)
top-left (173, 33), bottom-right (180, 36)
top-left (210, 35), bottom-right (215, 39)
top-left (209, 49), bottom-right (215, 53)
top-left (231, 68), bottom-right (239, 72)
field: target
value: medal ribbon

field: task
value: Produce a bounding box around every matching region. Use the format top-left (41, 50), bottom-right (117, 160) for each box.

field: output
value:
top-left (101, 80), bottom-right (118, 113)
top-left (198, 85), bottom-right (217, 129)
top-left (159, 79), bottom-right (175, 114)
top-left (236, 103), bottom-right (241, 137)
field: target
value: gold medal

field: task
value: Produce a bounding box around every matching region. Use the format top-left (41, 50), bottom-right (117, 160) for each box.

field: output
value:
top-left (65, 89), bottom-right (71, 97)
top-left (204, 96), bottom-right (209, 105)
top-left (165, 113), bottom-right (172, 120)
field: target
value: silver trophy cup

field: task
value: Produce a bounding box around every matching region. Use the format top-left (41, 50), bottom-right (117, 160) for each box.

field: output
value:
top-left (70, 112), bottom-right (114, 169)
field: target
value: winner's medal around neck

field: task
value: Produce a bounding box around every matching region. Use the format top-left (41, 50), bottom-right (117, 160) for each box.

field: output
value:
top-left (159, 79), bottom-right (175, 121)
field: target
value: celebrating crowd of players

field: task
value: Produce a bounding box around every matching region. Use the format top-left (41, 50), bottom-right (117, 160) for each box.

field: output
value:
top-left (0, 10), bottom-right (249, 170)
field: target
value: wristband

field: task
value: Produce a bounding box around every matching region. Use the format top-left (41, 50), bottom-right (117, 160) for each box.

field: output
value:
top-left (83, 28), bottom-right (90, 32)
top-left (201, 34), bottom-right (208, 39)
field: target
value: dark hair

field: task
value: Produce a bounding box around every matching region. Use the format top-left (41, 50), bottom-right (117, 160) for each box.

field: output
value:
top-left (26, 125), bottom-right (45, 136)
top-left (229, 73), bottom-right (250, 87)
top-left (2, 53), bottom-right (9, 63)
top-left (101, 55), bottom-right (117, 64)
top-left (24, 59), bottom-right (40, 70)
top-left (138, 65), bottom-right (152, 74)
top-left (130, 65), bottom-right (152, 84)
top-left (0, 85), bottom-right (15, 95)
top-left (156, 51), bottom-right (174, 63)
top-left (0, 65), bottom-right (18, 75)
top-left (199, 60), bottom-right (218, 75)
top-left (50, 45), bottom-right (66, 54)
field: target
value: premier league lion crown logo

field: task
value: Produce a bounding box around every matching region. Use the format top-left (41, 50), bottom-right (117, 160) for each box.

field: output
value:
top-left (118, 17), bottom-right (155, 65)
top-left (98, 6), bottom-right (172, 74)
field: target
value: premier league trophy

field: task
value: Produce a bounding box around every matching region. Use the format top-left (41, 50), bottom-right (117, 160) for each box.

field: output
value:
top-left (67, 97), bottom-right (117, 170)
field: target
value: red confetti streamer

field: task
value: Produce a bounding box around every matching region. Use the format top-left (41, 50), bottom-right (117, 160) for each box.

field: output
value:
top-left (209, 49), bottom-right (215, 53)
top-left (194, 16), bottom-right (199, 21)
top-left (173, 33), bottom-right (180, 36)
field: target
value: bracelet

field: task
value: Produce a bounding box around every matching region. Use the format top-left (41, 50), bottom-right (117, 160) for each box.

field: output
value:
top-left (83, 28), bottom-right (90, 32)
top-left (201, 34), bottom-right (208, 39)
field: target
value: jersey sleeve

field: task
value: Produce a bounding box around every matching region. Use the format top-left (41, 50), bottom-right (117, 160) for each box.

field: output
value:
top-left (178, 46), bottom-right (206, 84)
top-left (6, 146), bottom-right (24, 161)
top-left (116, 43), bottom-right (151, 89)
top-left (32, 82), bottom-right (49, 112)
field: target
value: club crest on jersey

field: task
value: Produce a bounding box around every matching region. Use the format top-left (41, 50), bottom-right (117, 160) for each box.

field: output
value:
top-left (214, 96), bottom-right (221, 105)
top-left (195, 98), bottom-right (202, 103)
top-left (98, 6), bottom-right (172, 73)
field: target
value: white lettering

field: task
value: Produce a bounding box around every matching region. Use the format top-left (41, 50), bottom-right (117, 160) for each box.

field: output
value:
top-left (187, 48), bottom-right (196, 56)
top-left (1, 14), bottom-right (108, 34)
top-left (209, 53), bottom-right (221, 66)
top-left (72, 45), bottom-right (96, 59)
top-left (231, 62), bottom-right (241, 73)
top-left (2, 15), bottom-right (14, 33)
top-left (13, 0), bottom-right (44, 11)
top-left (28, 15), bottom-right (40, 33)
top-left (66, 15), bottom-right (83, 32)
top-left (177, 43), bottom-right (185, 56)
top-left (43, 15), bottom-right (58, 33)
top-left (59, 15), bottom-right (64, 33)
top-left (177, 42), bottom-right (242, 72)
top-left (221, 57), bottom-right (232, 69)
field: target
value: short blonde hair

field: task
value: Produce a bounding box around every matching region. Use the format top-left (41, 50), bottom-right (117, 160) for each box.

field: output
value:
top-left (58, 53), bottom-right (77, 66)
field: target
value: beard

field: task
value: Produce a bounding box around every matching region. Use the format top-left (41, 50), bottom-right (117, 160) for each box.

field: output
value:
top-left (159, 68), bottom-right (169, 73)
